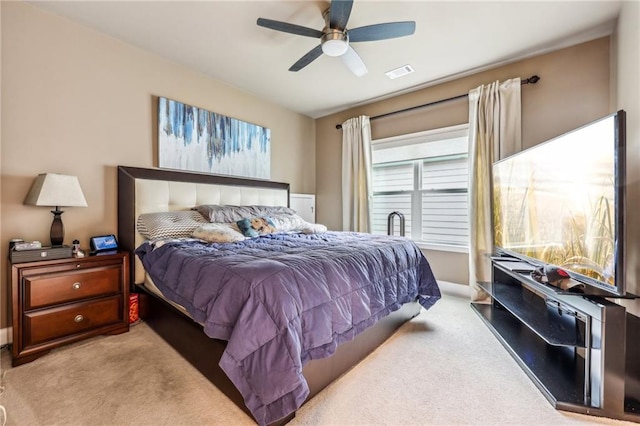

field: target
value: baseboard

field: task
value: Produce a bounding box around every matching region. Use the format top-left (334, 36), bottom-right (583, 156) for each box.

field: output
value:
top-left (438, 281), bottom-right (470, 298)
top-left (0, 327), bottom-right (12, 346)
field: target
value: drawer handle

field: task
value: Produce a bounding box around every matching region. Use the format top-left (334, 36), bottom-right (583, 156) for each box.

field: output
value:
top-left (74, 314), bottom-right (84, 323)
top-left (72, 282), bottom-right (82, 290)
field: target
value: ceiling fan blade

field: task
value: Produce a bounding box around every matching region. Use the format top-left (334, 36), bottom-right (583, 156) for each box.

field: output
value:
top-left (348, 21), bottom-right (416, 43)
top-left (289, 45), bottom-right (324, 72)
top-left (257, 18), bottom-right (323, 38)
top-left (329, 0), bottom-right (354, 30)
top-left (341, 46), bottom-right (368, 77)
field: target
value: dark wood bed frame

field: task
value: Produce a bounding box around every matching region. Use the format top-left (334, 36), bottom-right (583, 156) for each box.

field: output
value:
top-left (117, 165), bottom-right (421, 424)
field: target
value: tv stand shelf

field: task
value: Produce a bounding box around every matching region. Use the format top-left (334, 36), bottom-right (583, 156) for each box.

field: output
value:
top-left (472, 257), bottom-right (636, 421)
top-left (473, 303), bottom-right (586, 406)
top-left (478, 278), bottom-right (586, 347)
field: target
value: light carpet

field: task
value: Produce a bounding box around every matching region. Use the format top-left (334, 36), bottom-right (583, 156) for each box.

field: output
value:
top-left (0, 282), bottom-right (636, 425)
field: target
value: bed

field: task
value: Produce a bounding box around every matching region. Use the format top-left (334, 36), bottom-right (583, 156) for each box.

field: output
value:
top-left (117, 165), bottom-right (441, 425)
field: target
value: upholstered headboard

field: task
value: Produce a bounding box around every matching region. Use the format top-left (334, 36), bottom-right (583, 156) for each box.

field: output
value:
top-left (117, 166), bottom-right (290, 285)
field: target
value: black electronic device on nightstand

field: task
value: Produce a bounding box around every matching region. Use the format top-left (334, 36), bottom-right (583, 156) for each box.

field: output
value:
top-left (90, 234), bottom-right (119, 255)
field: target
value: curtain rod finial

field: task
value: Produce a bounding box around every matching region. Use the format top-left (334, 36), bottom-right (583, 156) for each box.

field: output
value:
top-left (336, 124), bottom-right (342, 130)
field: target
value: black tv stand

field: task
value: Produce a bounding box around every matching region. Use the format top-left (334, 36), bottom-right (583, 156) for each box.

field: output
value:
top-left (471, 256), bottom-right (640, 421)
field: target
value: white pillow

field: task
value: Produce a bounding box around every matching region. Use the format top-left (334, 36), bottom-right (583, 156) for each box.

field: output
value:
top-left (269, 214), bottom-right (308, 232)
top-left (270, 214), bottom-right (327, 234)
top-left (300, 223), bottom-right (328, 234)
top-left (192, 223), bottom-right (246, 243)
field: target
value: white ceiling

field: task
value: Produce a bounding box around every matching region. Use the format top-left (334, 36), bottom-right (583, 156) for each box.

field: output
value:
top-left (30, 1), bottom-right (622, 118)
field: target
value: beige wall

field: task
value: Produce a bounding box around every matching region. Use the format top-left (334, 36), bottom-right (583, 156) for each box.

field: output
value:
top-left (316, 38), bottom-right (612, 285)
top-left (0, 2), bottom-right (316, 330)
top-left (615, 1), bottom-right (640, 309)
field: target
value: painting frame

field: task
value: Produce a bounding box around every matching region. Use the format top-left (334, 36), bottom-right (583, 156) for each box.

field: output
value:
top-left (157, 97), bottom-right (271, 179)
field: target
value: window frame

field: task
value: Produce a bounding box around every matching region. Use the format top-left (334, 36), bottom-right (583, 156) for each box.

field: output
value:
top-left (371, 124), bottom-right (470, 253)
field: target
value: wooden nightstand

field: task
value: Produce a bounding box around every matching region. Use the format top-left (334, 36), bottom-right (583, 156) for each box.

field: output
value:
top-left (9, 251), bottom-right (130, 366)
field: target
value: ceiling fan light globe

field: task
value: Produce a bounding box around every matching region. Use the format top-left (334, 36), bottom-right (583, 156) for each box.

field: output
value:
top-left (321, 29), bottom-right (349, 57)
top-left (322, 39), bottom-right (349, 56)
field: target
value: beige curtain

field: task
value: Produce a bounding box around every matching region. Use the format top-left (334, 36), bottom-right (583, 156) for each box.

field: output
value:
top-left (468, 79), bottom-right (522, 301)
top-left (341, 115), bottom-right (372, 232)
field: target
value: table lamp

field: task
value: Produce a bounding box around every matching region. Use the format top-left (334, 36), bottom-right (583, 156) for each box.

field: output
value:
top-left (24, 173), bottom-right (88, 246)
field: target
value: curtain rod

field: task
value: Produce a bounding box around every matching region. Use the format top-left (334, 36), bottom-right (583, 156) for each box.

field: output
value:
top-left (335, 75), bottom-right (540, 130)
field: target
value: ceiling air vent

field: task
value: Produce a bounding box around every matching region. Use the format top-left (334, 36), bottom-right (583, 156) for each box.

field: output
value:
top-left (385, 65), bottom-right (415, 79)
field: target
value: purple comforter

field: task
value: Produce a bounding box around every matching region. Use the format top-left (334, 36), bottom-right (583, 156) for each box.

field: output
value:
top-left (136, 231), bottom-right (440, 425)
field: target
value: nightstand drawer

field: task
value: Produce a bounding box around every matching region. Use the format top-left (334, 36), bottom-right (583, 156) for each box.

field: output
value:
top-left (25, 266), bottom-right (121, 309)
top-left (23, 296), bottom-right (123, 347)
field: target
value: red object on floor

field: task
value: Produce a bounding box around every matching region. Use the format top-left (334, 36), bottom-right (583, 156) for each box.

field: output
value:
top-left (129, 293), bottom-right (139, 324)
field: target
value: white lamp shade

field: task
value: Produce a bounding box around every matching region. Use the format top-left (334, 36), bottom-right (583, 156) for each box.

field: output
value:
top-left (24, 173), bottom-right (88, 208)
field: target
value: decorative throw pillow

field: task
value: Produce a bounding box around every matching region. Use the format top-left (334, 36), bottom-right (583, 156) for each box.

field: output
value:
top-left (136, 211), bottom-right (208, 240)
top-left (236, 216), bottom-right (277, 238)
top-left (191, 223), bottom-right (245, 243)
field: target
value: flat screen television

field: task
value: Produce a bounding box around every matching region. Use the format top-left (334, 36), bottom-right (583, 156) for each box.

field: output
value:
top-left (492, 110), bottom-right (626, 296)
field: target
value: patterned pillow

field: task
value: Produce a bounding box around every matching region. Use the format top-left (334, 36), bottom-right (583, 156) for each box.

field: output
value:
top-left (192, 223), bottom-right (245, 243)
top-left (236, 216), bottom-right (277, 238)
top-left (136, 211), bottom-right (208, 240)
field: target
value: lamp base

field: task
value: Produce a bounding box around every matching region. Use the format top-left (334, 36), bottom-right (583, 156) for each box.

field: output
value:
top-left (50, 209), bottom-right (64, 246)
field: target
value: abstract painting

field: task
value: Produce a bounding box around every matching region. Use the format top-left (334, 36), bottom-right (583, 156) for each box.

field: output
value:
top-left (158, 97), bottom-right (270, 179)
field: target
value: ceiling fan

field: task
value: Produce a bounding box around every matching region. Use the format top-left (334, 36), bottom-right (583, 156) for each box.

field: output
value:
top-left (256, 0), bottom-right (416, 77)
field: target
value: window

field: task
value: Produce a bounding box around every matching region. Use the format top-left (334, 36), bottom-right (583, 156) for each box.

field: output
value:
top-left (371, 124), bottom-right (469, 250)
